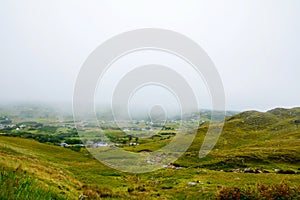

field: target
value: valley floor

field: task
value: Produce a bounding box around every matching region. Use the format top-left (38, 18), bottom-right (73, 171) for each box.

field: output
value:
top-left (1, 136), bottom-right (300, 199)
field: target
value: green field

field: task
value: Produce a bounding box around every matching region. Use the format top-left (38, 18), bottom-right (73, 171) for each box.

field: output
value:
top-left (0, 107), bottom-right (300, 199)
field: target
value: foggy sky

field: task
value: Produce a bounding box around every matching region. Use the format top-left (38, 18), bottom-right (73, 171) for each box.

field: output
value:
top-left (0, 0), bottom-right (299, 111)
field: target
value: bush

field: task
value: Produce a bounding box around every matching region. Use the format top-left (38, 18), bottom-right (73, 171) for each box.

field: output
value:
top-left (216, 182), bottom-right (300, 200)
top-left (80, 184), bottom-right (116, 199)
top-left (64, 138), bottom-right (83, 144)
top-left (257, 182), bottom-right (300, 200)
top-left (216, 187), bottom-right (254, 200)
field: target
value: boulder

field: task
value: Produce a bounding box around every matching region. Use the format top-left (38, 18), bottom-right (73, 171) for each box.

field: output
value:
top-left (244, 168), bottom-right (254, 173)
top-left (188, 182), bottom-right (196, 186)
top-left (274, 169), bottom-right (296, 174)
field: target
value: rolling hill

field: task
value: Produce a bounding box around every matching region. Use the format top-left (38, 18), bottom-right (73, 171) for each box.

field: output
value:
top-left (177, 107), bottom-right (300, 170)
top-left (0, 107), bottom-right (300, 199)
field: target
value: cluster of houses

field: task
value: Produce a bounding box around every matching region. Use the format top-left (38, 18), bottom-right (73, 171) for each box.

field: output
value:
top-left (0, 123), bottom-right (15, 129)
top-left (0, 116), bottom-right (13, 129)
top-left (122, 127), bottom-right (155, 132)
top-left (0, 116), bottom-right (26, 130)
top-left (163, 163), bottom-right (183, 170)
top-left (61, 123), bottom-right (76, 129)
top-left (60, 140), bottom-right (141, 148)
top-left (60, 141), bottom-right (109, 148)
top-left (60, 143), bottom-right (85, 148)
top-left (86, 141), bottom-right (109, 148)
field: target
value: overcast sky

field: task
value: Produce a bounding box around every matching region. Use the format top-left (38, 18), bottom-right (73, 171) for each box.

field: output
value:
top-left (0, 0), bottom-right (299, 112)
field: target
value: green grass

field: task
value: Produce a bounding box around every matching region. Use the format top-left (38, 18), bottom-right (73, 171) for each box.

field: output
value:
top-left (173, 107), bottom-right (300, 170)
top-left (0, 166), bottom-right (66, 200)
top-left (0, 134), bottom-right (299, 199)
top-left (0, 107), bottom-right (300, 199)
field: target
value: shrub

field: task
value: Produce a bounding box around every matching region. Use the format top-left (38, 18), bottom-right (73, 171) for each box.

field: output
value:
top-left (257, 182), bottom-right (299, 199)
top-left (216, 187), bottom-right (254, 200)
top-left (216, 182), bottom-right (300, 200)
top-left (80, 185), bottom-right (115, 199)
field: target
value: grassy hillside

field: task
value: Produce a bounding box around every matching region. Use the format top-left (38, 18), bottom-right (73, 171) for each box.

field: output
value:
top-left (175, 107), bottom-right (300, 170)
top-left (0, 107), bottom-right (300, 199)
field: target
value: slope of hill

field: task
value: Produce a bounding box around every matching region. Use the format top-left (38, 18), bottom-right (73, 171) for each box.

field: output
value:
top-left (0, 107), bottom-right (300, 199)
top-left (176, 107), bottom-right (300, 170)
